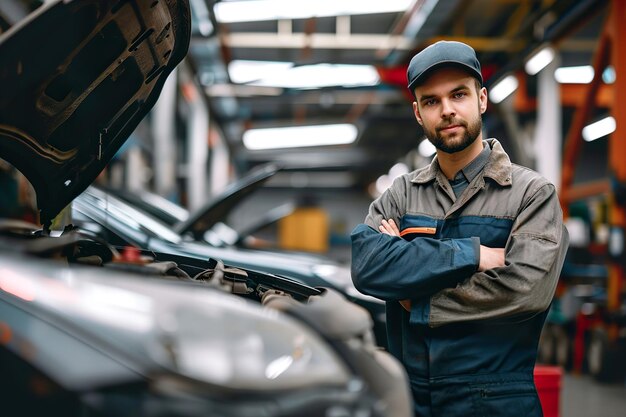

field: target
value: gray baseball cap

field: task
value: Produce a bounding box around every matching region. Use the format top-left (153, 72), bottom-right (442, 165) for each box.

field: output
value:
top-left (407, 41), bottom-right (483, 92)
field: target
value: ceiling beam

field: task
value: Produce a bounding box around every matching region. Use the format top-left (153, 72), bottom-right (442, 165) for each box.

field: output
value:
top-left (219, 33), bottom-right (534, 52)
top-left (220, 32), bottom-right (414, 50)
top-left (426, 36), bottom-right (526, 52)
top-left (514, 82), bottom-right (614, 112)
top-left (503, 0), bottom-right (531, 37)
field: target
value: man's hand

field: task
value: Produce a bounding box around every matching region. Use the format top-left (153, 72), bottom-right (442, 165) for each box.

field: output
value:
top-left (478, 246), bottom-right (505, 271)
top-left (379, 219), bottom-right (400, 236)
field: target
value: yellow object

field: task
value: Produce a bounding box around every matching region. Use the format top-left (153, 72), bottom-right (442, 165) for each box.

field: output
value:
top-left (279, 207), bottom-right (328, 253)
top-left (50, 203), bottom-right (72, 231)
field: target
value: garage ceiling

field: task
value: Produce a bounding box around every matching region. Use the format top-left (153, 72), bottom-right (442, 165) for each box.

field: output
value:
top-left (186, 0), bottom-right (607, 191)
top-left (0, 0), bottom-right (608, 192)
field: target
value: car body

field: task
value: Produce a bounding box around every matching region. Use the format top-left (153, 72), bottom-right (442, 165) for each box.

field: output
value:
top-left (72, 185), bottom-right (388, 347)
top-left (0, 227), bottom-right (409, 416)
top-left (91, 164), bottom-right (388, 346)
top-left (0, 1), bottom-right (409, 415)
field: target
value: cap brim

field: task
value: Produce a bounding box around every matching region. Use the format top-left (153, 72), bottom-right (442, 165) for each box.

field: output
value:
top-left (408, 61), bottom-right (483, 92)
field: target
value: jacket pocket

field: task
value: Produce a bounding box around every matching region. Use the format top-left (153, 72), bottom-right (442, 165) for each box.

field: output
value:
top-left (470, 380), bottom-right (542, 417)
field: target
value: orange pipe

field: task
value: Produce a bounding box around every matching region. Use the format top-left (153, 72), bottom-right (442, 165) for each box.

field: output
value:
top-left (560, 29), bottom-right (610, 216)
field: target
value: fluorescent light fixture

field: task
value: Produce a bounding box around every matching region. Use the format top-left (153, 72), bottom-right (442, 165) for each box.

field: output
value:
top-left (260, 63), bottom-right (379, 89)
top-left (214, 0), bottom-right (415, 23)
top-left (418, 139), bottom-right (436, 157)
top-left (554, 65), bottom-right (594, 84)
top-left (243, 124), bottom-right (358, 150)
top-left (489, 74), bottom-right (519, 104)
top-left (229, 60), bottom-right (380, 89)
top-left (602, 66), bottom-right (616, 84)
top-left (582, 116), bottom-right (615, 142)
top-left (228, 60), bottom-right (294, 84)
top-left (206, 83), bottom-right (284, 97)
top-left (524, 46), bottom-right (555, 75)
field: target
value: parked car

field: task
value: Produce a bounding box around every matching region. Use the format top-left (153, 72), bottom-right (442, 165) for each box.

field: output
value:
top-left (0, 1), bottom-right (409, 416)
top-left (72, 185), bottom-right (388, 347)
top-left (93, 165), bottom-right (389, 345)
top-left (108, 163), bottom-right (290, 249)
top-left (0, 223), bottom-right (411, 417)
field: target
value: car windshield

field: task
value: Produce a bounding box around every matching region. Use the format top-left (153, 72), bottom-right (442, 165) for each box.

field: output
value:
top-left (77, 187), bottom-right (183, 244)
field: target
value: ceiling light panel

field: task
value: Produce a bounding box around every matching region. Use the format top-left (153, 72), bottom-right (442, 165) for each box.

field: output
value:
top-left (228, 61), bottom-right (380, 89)
top-left (488, 74), bottom-right (519, 104)
top-left (228, 60), bottom-right (294, 84)
top-left (243, 124), bottom-right (358, 150)
top-left (524, 46), bottom-right (555, 75)
top-left (582, 116), bottom-right (616, 142)
top-left (215, 0), bottom-right (415, 23)
top-left (554, 66), bottom-right (594, 84)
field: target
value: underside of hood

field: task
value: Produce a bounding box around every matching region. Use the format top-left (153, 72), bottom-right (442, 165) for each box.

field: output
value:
top-left (0, 0), bottom-right (191, 228)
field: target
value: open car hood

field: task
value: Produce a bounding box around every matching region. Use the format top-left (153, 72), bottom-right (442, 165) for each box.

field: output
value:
top-left (174, 163), bottom-right (282, 239)
top-left (0, 0), bottom-right (191, 227)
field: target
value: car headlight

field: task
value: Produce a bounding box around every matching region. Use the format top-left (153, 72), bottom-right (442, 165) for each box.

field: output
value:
top-left (149, 288), bottom-right (352, 391)
top-left (1, 258), bottom-right (352, 393)
top-left (312, 264), bottom-right (384, 305)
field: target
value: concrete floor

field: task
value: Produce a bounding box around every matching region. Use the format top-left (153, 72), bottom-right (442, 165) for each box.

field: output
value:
top-left (561, 372), bottom-right (626, 417)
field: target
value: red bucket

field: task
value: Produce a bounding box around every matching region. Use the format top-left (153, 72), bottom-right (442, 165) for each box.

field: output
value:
top-left (534, 365), bottom-right (562, 417)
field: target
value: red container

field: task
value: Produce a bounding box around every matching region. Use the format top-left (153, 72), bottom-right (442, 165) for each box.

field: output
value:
top-left (534, 365), bottom-right (562, 417)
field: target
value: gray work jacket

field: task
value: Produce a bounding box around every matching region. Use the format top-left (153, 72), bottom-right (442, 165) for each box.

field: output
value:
top-left (351, 138), bottom-right (569, 416)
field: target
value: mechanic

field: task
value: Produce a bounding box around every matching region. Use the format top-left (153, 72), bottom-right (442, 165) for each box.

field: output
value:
top-left (350, 40), bottom-right (569, 416)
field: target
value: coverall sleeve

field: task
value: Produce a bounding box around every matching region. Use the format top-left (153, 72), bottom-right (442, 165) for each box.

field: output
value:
top-left (350, 181), bottom-right (480, 301)
top-left (425, 183), bottom-right (569, 327)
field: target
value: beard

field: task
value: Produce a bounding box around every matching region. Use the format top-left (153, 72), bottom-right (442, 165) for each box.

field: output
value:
top-left (423, 113), bottom-right (482, 154)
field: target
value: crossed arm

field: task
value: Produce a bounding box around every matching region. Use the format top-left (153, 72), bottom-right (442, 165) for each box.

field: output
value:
top-left (351, 183), bottom-right (568, 326)
top-left (378, 219), bottom-right (505, 311)
top-left (379, 219), bottom-right (505, 272)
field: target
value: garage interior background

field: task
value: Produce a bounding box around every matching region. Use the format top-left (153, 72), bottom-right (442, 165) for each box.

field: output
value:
top-left (1, 0), bottom-right (626, 413)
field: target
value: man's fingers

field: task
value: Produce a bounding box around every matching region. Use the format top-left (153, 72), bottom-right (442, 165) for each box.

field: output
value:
top-left (379, 222), bottom-right (393, 235)
top-left (379, 219), bottom-right (400, 236)
top-left (388, 219), bottom-right (401, 235)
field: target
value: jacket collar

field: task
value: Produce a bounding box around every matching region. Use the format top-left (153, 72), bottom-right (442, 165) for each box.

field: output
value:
top-left (410, 138), bottom-right (512, 187)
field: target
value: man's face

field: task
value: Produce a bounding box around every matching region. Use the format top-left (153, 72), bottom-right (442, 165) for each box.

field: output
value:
top-left (412, 67), bottom-right (487, 154)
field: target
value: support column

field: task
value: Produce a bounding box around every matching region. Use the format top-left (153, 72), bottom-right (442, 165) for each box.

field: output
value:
top-left (186, 83), bottom-right (209, 211)
top-left (209, 128), bottom-right (230, 197)
top-left (125, 146), bottom-right (144, 192)
top-left (534, 55), bottom-right (562, 190)
top-left (151, 68), bottom-right (178, 198)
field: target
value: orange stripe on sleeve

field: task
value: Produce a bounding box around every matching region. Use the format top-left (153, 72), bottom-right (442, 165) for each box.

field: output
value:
top-left (399, 227), bottom-right (436, 236)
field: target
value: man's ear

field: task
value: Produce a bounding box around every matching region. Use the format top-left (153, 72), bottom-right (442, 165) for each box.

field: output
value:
top-left (479, 87), bottom-right (488, 114)
top-left (412, 101), bottom-right (423, 126)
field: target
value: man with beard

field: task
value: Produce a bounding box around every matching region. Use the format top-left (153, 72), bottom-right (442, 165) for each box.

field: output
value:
top-left (350, 41), bottom-right (569, 416)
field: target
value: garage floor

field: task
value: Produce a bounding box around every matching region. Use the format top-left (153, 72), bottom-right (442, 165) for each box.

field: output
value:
top-left (562, 373), bottom-right (626, 417)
